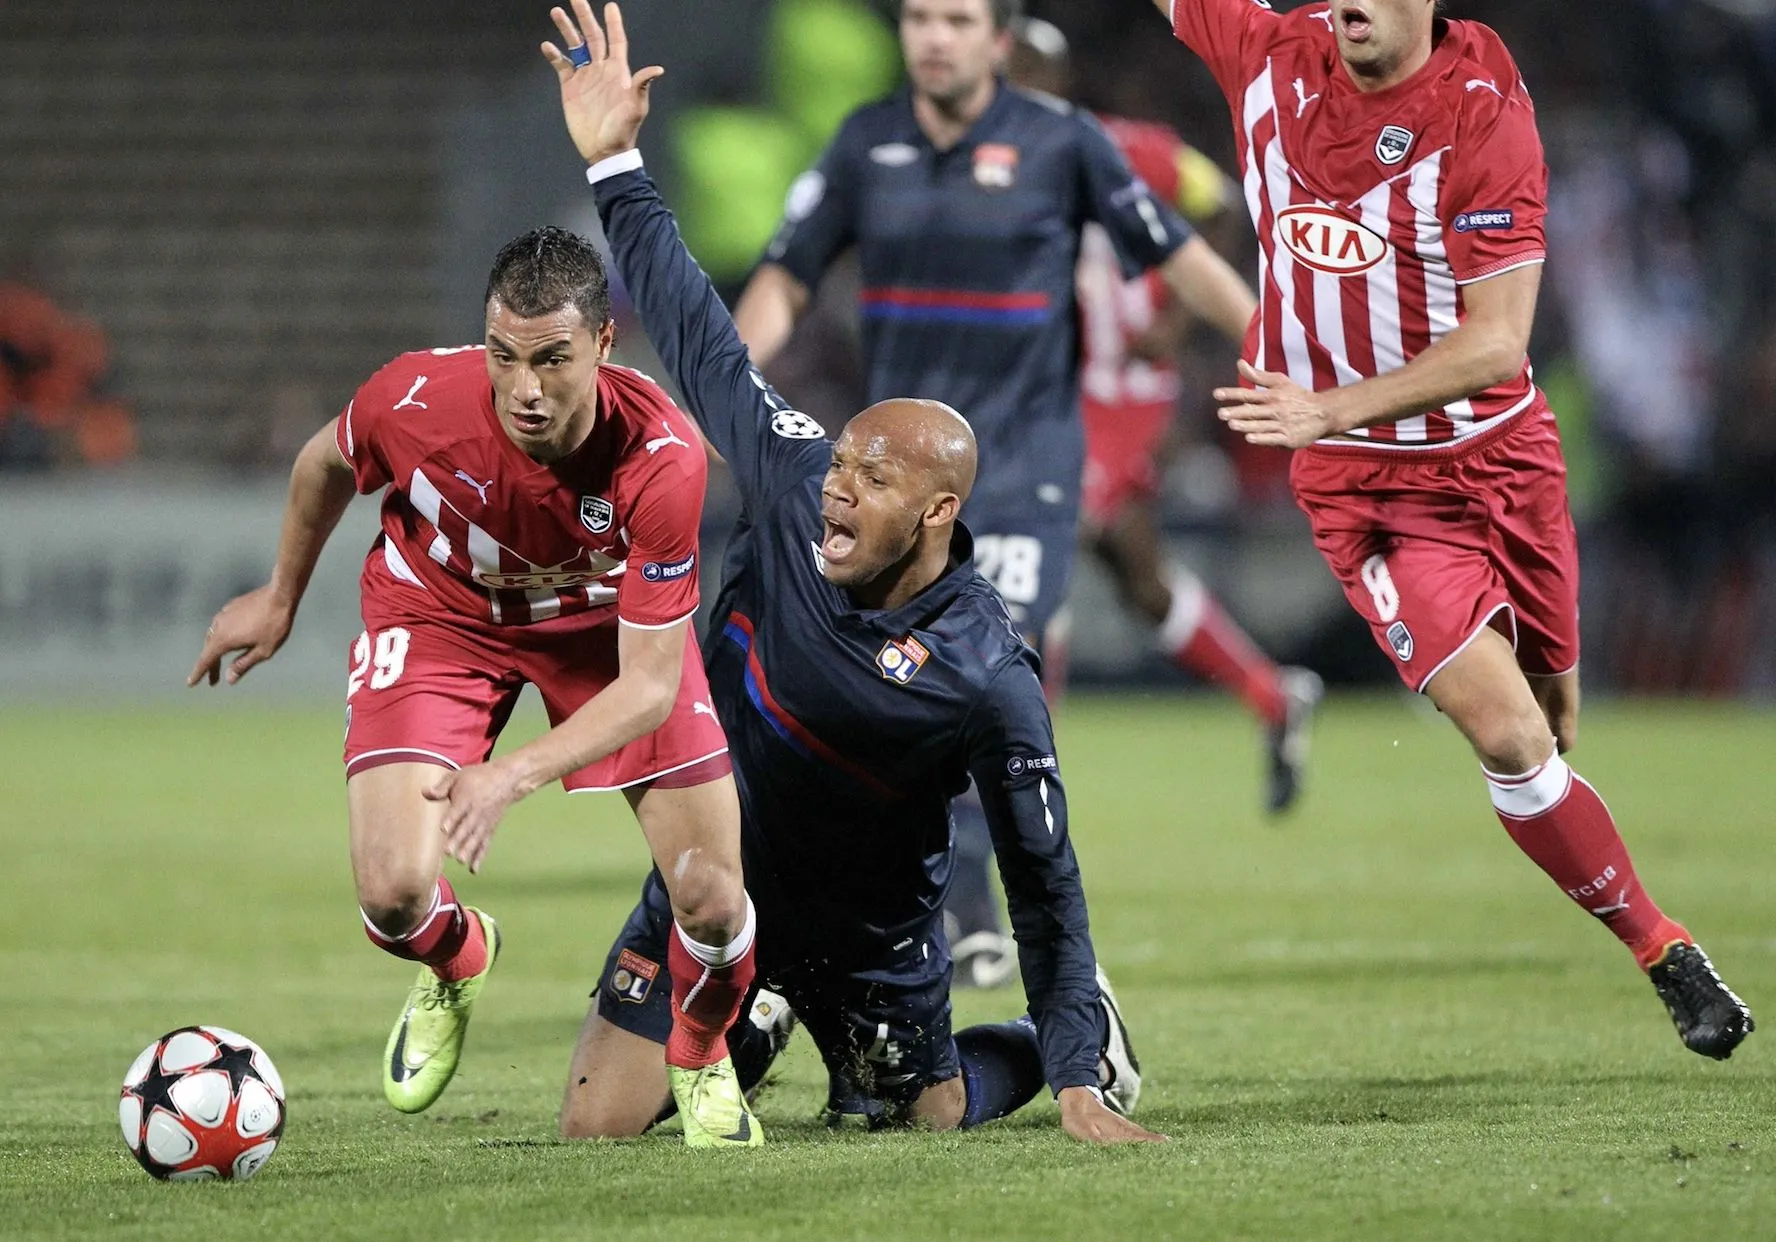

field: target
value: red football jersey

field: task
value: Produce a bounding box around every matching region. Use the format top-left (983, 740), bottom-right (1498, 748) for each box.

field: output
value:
top-left (1171, 1), bottom-right (1548, 447)
top-left (1078, 115), bottom-right (1237, 411)
top-left (334, 347), bottom-right (706, 629)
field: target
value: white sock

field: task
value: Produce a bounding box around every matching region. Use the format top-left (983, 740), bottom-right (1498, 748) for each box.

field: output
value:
top-left (674, 895), bottom-right (756, 968)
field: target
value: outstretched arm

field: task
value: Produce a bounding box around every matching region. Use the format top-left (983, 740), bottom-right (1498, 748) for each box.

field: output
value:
top-left (187, 421), bottom-right (356, 686)
top-left (963, 659), bottom-right (1166, 1144)
top-left (545, 0), bottom-right (827, 509)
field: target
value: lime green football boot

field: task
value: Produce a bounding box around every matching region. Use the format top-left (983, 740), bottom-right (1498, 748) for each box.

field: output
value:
top-left (382, 909), bottom-right (500, 1114)
top-left (668, 1055), bottom-right (765, 1148)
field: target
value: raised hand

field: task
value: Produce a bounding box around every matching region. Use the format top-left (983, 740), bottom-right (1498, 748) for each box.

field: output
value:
top-left (542, 1), bottom-right (664, 166)
top-left (187, 585), bottom-right (296, 687)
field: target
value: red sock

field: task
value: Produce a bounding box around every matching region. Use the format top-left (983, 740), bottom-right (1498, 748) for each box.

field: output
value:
top-left (665, 900), bottom-right (757, 1070)
top-left (1487, 756), bottom-right (1689, 968)
top-left (1158, 574), bottom-right (1288, 725)
top-left (361, 877), bottom-right (489, 982)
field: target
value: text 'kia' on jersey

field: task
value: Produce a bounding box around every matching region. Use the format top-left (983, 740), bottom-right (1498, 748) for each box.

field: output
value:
top-left (1172, 0), bottom-right (1549, 447)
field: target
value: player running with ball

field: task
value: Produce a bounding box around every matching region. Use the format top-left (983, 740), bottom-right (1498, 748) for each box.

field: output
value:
top-left (1153, 0), bottom-right (1751, 1055)
top-left (190, 229), bottom-right (763, 1145)
top-left (543, 1), bottom-right (1158, 1144)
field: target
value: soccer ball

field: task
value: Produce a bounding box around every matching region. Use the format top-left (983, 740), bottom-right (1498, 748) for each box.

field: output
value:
top-left (118, 1026), bottom-right (286, 1181)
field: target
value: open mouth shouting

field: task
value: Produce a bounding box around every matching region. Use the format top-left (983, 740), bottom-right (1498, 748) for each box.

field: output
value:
top-left (821, 511), bottom-right (858, 564)
top-left (1337, 3), bottom-right (1373, 43)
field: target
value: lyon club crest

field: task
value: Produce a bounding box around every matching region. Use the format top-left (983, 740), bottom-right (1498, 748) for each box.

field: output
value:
top-left (1375, 124), bottom-right (1414, 166)
top-left (876, 635), bottom-right (930, 685)
top-left (579, 495), bottom-right (614, 534)
top-left (972, 143), bottom-right (1019, 190)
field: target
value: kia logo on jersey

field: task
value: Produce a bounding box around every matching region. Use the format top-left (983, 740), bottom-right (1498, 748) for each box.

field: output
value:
top-left (579, 495), bottom-right (614, 534)
top-left (1276, 206), bottom-right (1389, 276)
top-left (1375, 124), bottom-right (1414, 166)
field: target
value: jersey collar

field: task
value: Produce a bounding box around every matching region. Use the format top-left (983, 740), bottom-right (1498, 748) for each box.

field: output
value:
top-left (838, 522), bottom-right (978, 635)
top-left (898, 76), bottom-right (1015, 154)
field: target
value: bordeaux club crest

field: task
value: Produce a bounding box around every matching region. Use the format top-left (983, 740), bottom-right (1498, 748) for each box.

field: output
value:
top-left (579, 494), bottom-right (614, 534)
top-left (1375, 124), bottom-right (1414, 166)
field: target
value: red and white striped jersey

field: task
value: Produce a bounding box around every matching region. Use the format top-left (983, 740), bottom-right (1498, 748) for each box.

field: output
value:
top-left (335, 347), bottom-right (705, 630)
top-left (1171, 1), bottom-right (1548, 448)
top-left (1078, 115), bottom-right (1238, 411)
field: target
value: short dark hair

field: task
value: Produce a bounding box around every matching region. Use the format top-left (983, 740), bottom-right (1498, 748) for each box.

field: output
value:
top-left (895, 0), bottom-right (1023, 32)
top-left (484, 226), bottom-right (612, 328)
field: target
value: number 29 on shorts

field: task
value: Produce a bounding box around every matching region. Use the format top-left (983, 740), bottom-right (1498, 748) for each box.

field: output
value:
top-left (347, 628), bottom-right (411, 697)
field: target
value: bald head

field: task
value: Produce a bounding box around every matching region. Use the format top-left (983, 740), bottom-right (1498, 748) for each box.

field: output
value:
top-left (841, 398), bottom-right (978, 504)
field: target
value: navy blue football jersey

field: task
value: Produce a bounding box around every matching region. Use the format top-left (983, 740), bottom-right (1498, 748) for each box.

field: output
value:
top-left (763, 83), bottom-right (1193, 526)
top-left (591, 157), bottom-right (1102, 1093)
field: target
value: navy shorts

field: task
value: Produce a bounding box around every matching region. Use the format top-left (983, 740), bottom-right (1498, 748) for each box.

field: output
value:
top-left (595, 872), bottom-right (960, 1108)
top-left (962, 512), bottom-right (1077, 641)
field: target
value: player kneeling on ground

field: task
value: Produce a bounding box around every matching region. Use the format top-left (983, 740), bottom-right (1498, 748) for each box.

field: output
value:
top-left (543, 1), bottom-right (1158, 1144)
top-left (190, 213), bottom-right (763, 1146)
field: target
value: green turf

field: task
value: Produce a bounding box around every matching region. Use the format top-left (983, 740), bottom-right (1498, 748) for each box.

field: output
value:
top-left (1, 694), bottom-right (1771, 1240)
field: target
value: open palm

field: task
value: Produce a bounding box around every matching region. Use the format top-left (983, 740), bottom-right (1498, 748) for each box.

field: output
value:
top-left (543, 1), bottom-right (664, 166)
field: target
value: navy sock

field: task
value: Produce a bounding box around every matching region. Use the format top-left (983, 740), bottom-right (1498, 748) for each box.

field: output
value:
top-left (945, 787), bottom-right (1002, 937)
top-left (955, 1016), bottom-right (1045, 1128)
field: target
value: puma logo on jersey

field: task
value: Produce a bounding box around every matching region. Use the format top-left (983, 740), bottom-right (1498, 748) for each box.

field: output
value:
top-left (1465, 78), bottom-right (1502, 97)
top-left (453, 470), bottom-right (493, 504)
top-left (393, 376), bottom-right (429, 411)
top-left (693, 700), bottom-right (717, 720)
top-left (1310, 7), bottom-right (1331, 27)
top-left (1293, 78), bottom-right (1320, 117)
top-left (645, 419), bottom-right (691, 455)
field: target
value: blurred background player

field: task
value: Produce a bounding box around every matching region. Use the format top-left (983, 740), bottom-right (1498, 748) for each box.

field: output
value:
top-left (188, 226), bottom-right (766, 1145)
top-left (546, 0), bottom-right (1157, 1143)
top-left (731, 0), bottom-right (1258, 986)
top-left (1160, 0), bottom-right (1752, 1055)
top-left (1009, 17), bottom-right (1321, 814)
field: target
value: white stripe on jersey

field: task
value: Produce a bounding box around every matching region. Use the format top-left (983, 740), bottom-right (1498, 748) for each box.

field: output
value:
top-left (382, 537), bottom-right (426, 588)
top-left (1238, 62), bottom-right (1538, 450)
top-left (1241, 63), bottom-right (1274, 374)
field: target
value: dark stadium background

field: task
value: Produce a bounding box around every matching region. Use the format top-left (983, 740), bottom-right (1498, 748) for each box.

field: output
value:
top-left (2, 0), bottom-right (1772, 698)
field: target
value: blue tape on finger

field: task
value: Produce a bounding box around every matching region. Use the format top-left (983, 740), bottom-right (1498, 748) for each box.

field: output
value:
top-left (568, 43), bottom-right (593, 67)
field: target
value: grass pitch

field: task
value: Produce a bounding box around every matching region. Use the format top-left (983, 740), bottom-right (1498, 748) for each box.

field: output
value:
top-left (1, 693), bottom-right (1771, 1240)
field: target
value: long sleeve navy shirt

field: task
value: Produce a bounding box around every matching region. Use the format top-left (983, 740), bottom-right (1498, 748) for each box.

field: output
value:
top-left (592, 161), bottom-right (1103, 1092)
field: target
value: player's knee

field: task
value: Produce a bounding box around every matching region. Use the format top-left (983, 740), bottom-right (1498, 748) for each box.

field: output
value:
top-left (668, 861), bottom-right (746, 944)
top-left (908, 1077), bottom-right (965, 1131)
top-left (1469, 705), bottom-right (1557, 775)
top-left (559, 1102), bottom-right (652, 1140)
top-left (356, 882), bottom-right (435, 939)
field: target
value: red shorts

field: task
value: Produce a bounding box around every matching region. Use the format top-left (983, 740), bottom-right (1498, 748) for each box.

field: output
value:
top-left (1290, 402), bottom-right (1580, 692)
top-left (1080, 398), bottom-right (1173, 530)
top-left (342, 599), bottom-right (729, 792)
